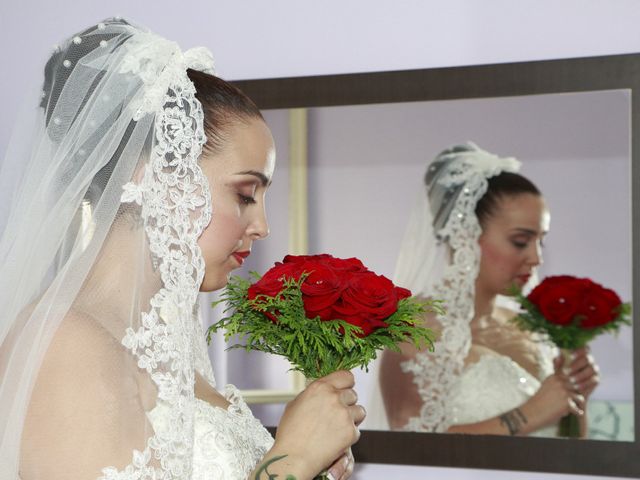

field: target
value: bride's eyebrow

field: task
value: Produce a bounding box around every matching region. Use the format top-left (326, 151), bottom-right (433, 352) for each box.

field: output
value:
top-left (233, 170), bottom-right (271, 187)
top-left (511, 228), bottom-right (538, 235)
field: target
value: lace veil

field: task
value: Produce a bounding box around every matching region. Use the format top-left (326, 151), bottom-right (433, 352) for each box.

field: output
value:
top-left (372, 143), bottom-right (523, 432)
top-left (0, 18), bottom-right (219, 479)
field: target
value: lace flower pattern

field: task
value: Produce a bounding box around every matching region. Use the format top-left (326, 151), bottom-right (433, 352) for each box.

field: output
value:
top-left (107, 32), bottom-right (239, 479)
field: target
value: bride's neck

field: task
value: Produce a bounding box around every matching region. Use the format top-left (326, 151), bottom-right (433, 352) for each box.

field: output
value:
top-left (472, 280), bottom-right (496, 329)
top-left (77, 216), bottom-right (160, 318)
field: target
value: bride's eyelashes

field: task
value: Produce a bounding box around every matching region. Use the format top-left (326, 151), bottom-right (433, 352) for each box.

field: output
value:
top-left (510, 234), bottom-right (545, 250)
top-left (237, 193), bottom-right (256, 205)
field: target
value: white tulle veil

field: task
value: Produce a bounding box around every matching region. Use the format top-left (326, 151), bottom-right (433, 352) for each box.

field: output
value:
top-left (0, 18), bottom-right (219, 479)
top-left (366, 142), bottom-right (523, 432)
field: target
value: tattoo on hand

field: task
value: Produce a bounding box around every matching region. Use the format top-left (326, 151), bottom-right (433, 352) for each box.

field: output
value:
top-left (254, 454), bottom-right (297, 480)
top-left (499, 408), bottom-right (528, 435)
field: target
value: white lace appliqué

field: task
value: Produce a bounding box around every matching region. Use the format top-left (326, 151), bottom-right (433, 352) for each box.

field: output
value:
top-left (104, 37), bottom-right (269, 480)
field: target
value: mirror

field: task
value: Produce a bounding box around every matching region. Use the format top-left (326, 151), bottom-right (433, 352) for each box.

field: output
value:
top-left (226, 54), bottom-right (640, 477)
top-left (293, 89), bottom-right (632, 441)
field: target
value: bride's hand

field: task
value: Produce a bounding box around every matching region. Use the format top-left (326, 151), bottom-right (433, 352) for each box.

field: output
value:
top-left (557, 347), bottom-right (600, 400)
top-left (327, 448), bottom-right (355, 480)
top-left (521, 372), bottom-right (585, 431)
top-left (269, 370), bottom-right (365, 479)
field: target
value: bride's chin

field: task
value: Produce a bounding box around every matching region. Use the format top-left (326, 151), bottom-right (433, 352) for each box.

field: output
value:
top-left (199, 271), bottom-right (230, 293)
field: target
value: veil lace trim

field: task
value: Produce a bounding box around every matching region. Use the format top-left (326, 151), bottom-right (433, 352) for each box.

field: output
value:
top-left (103, 34), bottom-right (216, 480)
top-left (398, 144), bottom-right (520, 432)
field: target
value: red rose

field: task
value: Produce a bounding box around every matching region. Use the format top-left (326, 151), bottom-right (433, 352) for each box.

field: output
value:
top-left (300, 262), bottom-right (345, 321)
top-left (333, 272), bottom-right (404, 336)
top-left (248, 262), bottom-right (303, 322)
top-left (527, 276), bottom-right (583, 325)
top-left (527, 275), bottom-right (579, 306)
top-left (248, 261), bottom-right (302, 299)
top-left (248, 254), bottom-right (410, 336)
top-left (283, 254), bottom-right (367, 273)
top-left (578, 282), bottom-right (622, 328)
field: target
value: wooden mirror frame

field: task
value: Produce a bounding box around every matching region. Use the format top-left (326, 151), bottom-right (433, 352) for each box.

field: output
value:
top-left (234, 54), bottom-right (640, 478)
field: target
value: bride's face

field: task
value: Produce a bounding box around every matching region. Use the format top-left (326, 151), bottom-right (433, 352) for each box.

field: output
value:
top-left (476, 193), bottom-right (550, 296)
top-left (197, 117), bottom-right (275, 292)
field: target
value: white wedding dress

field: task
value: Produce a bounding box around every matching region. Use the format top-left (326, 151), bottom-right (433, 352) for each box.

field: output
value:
top-left (449, 352), bottom-right (556, 436)
top-left (148, 385), bottom-right (274, 480)
top-left (448, 310), bottom-right (558, 436)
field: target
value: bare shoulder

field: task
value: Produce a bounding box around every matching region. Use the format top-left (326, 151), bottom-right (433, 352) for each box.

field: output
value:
top-left (54, 308), bottom-right (119, 344)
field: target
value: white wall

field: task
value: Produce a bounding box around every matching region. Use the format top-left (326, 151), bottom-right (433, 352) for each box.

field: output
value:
top-left (2, 1), bottom-right (640, 479)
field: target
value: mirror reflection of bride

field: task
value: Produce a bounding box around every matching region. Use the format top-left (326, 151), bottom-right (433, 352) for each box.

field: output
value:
top-left (370, 143), bottom-right (600, 436)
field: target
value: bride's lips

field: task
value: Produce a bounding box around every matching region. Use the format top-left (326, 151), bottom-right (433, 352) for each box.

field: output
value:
top-left (231, 250), bottom-right (250, 266)
top-left (516, 274), bottom-right (531, 284)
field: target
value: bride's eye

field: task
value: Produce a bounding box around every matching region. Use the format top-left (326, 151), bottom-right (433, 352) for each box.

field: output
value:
top-left (238, 193), bottom-right (256, 205)
top-left (511, 236), bottom-right (529, 249)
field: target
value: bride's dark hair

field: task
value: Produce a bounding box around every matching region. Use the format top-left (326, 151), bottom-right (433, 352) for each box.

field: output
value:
top-left (475, 171), bottom-right (541, 227)
top-left (187, 69), bottom-right (263, 155)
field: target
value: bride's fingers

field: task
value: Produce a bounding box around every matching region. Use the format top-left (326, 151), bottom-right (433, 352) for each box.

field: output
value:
top-left (575, 376), bottom-right (600, 395)
top-left (568, 395), bottom-right (585, 416)
top-left (320, 370), bottom-right (355, 390)
top-left (327, 454), bottom-right (349, 480)
top-left (339, 449), bottom-right (355, 480)
top-left (339, 389), bottom-right (358, 406)
top-left (350, 404), bottom-right (367, 425)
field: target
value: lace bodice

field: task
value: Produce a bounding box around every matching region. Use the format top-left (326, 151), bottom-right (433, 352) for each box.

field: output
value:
top-left (450, 353), bottom-right (556, 436)
top-left (451, 354), bottom-right (537, 424)
top-left (148, 384), bottom-right (274, 479)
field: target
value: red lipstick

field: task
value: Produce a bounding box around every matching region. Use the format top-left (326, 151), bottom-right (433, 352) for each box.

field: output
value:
top-left (232, 250), bottom-right (250, 266)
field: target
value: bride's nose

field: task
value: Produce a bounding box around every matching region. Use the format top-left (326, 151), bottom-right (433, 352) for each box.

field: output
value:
top-left (247, 208), bottom-right (269, 240)
top-left (527, 241), bottom-right (543, 266)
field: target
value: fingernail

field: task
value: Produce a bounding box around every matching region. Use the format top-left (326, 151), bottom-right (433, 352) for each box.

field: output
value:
top-left (570, 376), bottom-right (577, 385)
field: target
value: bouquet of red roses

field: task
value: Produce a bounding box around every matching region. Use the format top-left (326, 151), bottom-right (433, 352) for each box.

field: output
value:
top-left (512, 275), bottom-right (631, 350)
top-left (207, 254), bottom-right (440, 379)
top-left (511, 275), bottom-right (631, 436)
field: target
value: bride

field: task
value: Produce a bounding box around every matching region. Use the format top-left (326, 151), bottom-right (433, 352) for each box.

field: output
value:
top-left (0, 18), bottom-right (364, 480)
top-left (376, 143), bottom-right (600, 436)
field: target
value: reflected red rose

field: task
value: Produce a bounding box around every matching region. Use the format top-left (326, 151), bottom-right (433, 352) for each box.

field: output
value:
top-left (527, 276), bottom-right (583, 325)
top-left (579, 282), bottom-right (622, 328)
top-left (527, 275), bottom-right (624, 329)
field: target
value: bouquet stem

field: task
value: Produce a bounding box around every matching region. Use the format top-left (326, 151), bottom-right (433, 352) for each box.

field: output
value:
top-left (557, 412), bottom-right (581, 438)
top-left (557, 349), bottom-right (581, 438)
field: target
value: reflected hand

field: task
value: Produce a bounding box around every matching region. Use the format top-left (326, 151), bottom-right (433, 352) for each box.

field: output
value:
top-left (523, 372), bottom-right (585, 431)
top-left (556, 347), bottom-right (600, 400)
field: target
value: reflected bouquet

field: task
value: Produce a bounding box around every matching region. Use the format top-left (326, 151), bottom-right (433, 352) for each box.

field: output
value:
top-left (512, 275), bottom-right (631, 350)
top-left (511, 275), bottom-right (631, 436)
top-left (207, 254), bottom-right (440, 379)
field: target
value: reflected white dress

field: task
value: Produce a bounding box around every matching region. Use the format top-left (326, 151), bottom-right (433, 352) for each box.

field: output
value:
top-left (449, 353), bottom-right (556, 436)
top-left (448, 310), bottom-right (558, 436)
